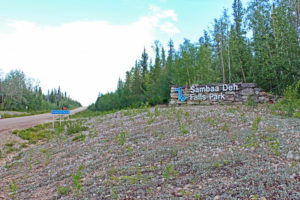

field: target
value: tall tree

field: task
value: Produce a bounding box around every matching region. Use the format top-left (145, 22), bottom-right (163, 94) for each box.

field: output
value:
top-left (232, 0), bottom-right (247, 82)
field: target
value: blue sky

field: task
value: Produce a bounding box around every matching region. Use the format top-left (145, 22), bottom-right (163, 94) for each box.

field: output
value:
top-left (0, 0), bottom-right (250, 105)
top-left (0, 0), bottom-right (249, 43)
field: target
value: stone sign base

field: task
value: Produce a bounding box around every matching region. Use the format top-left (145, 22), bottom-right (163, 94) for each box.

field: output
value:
top-left (169, 83), bottom-right (275, 105)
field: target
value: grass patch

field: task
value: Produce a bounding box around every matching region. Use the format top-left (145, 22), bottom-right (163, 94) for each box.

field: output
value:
top-left (12, 123), bottom-right (53, 144)
top-left (114, 131), bottom-right (128, 146)
top-left (57, 185), bottom-right (71, 196)
top-left (72, 163), bottom-right (84, 197)
top-left (163, 164), bottom-right (178, 181)
top-left (66, 119), bottom-right (88, 135)
top-left (72, 133), bottom-right (86, 142)
top-left (9, 181), bottom-right (18, 199)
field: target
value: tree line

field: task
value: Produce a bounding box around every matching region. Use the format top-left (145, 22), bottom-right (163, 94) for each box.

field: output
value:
top-left (92, 0), bottom-right (299, 111)
top-left (0, 70), bottom-right (81, 111)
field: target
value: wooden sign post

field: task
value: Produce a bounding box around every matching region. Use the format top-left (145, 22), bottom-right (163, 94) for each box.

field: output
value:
top-left (51, 110), bottom-right (70, 129)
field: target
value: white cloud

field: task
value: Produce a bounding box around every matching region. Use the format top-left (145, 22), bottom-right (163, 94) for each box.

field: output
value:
top-left (149, 5), bottom-right (177, 21)
top-left (0, 6), bottom-right (179, 106)
top-left (160, 22), bottom-right (180, 35)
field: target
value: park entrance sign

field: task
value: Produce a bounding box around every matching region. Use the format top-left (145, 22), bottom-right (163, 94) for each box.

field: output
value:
top-left (170, 83), bottom-right (274, 105)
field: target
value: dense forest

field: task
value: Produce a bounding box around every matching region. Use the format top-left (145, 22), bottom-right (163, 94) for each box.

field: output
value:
top-left (0, 70), bottom-right (81, 111)
top-left (92, 0), bottom-right (299, 111)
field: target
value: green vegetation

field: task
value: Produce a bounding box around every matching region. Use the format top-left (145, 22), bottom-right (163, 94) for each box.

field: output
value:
top-left (114, 131), bottom-right (128, 146)
top-left (1, 141), bottom-right (27, 157)
top-left (252, 116), bottom-right (262, 133)
top-left (9, 181), bottom-right (18, 199)
top-left (66, 119), bottom-right (88, 135)
top-left (44, 151), bottom-right (50, 166)
top-left (246, 96), bottom-right (258, 108)
top-left (266, 136), bottom-right (280, 156)
top-left (0, 70), bottom-right (81, 113)
top-left (1, 104), bottom-right (299, 199)
top-left (90, 0), bottom-right (299, 112)
top-left (163, 164), bottom-right (178, 181)
top-left (72, 163), bottom-right (84, 196)
top-left (270, 80), bottom-right (300, 117)
top-left (111, 187), bottom-right (120, 200)
top-left (72, 133), bottom-right (86, 142)
top-left (57, 185), bottom-right (71, 196)
top-left (10, 119), bottom-right (89, 147)
top-left (179, 123), bottom-right (188, 135)
top-left (12, 123), bottom-right (53, 144)
top-left (194, 194), bottom-right (202, 200)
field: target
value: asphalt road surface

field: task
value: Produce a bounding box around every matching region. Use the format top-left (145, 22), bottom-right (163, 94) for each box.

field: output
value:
top-left (0, 107), bottom-right (86, 145)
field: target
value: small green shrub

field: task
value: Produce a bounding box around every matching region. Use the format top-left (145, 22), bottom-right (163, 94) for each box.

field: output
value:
top-left (176, 108), bottom-right (183, 123)
top-left (45, 151), bottom-right (50, 166)
top-left (57, 185), bottom-right (71, 196)
top-left (157, 134), bottom-right (163, 141)
top-left (267, 136), bottom-right (280, 155)
top-left (246, 96), bottom-right (258, 108)
top-left (213, 162), bottom-right (220, 168)
top-left (205, 116), bottom-right (217, 126)
top-left (180, 123), bottom-right (188, 135)
top-left (127, 145), bottom-right (133, 155)
top-left (227, 106), bottom-right (236, 113)
top-left (246, 134), bottom-right (259, 148)
top-left (293, 111), bottom-right (300, 119)
top-left (147, 117), bottom-right (155, 125)
top-left (270, 80), bottom-right (300, 117)
top-left (221, 123), bottom-right (229, 132)
top-left (163, 164), bottom-right (178, 181)
top-left (9, 181), bottom-right (18, 199)
top-left (111, 187), bottom-right (120, 200)
top-left (5, 142), bottom-right (15, 147)
top-left (72, 133), bottom-right (86, 142)
top-left (252, 116), bottom-right (261, 133)
top-left (114, 131), bottom-right (128, 146)
top-left (184, 111), bottom-right (190, 119)
top-left (13, 152), bottom-right (23, 161)
top-left (67, 120), bottom-right (88, 135)
top-left (72, 163), bottom-right (84, 196)
top-left (6, 147), bottom-right (18, 154)
top-left (170, 147), bottom-right (177, 157)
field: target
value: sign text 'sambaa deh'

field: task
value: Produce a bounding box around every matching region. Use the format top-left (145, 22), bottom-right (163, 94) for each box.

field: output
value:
top-left (190, 83), bottom-right (238, 101)
top-left (170, 83), bottom-right (275, 105)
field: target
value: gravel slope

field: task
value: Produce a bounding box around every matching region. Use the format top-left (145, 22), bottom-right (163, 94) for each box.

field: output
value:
top-left (0, 105), bottom-right (299, 199)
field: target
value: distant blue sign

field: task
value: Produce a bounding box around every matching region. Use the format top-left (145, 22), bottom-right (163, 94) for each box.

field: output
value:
top-left (51, 110), bottom-right (70, 115)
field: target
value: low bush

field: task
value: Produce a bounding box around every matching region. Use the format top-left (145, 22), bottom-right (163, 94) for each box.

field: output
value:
top-left (270, 80), bottom-right (300, 117)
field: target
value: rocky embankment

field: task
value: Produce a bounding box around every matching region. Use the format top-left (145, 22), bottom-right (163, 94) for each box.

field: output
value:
top-left (0, 105), bottom-right (299, 199)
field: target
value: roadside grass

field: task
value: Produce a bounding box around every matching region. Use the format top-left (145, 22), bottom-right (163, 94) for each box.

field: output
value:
top-left (0, 112), bottom-right (31, 119)
top-left (0, 119), bottom-right (90, 162)
top-left (11, 119), bottom-right (89, 144)
top-left (0, 110), bottom-right (52, 119)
